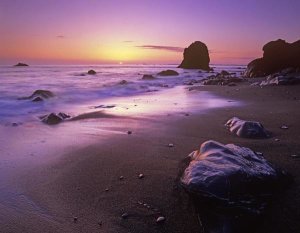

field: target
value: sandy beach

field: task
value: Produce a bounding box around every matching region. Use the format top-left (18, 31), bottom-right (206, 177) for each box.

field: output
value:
top-left (1, 80), bottom-right (299, 233)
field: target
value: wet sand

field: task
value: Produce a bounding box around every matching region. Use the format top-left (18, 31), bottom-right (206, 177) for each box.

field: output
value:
top-left (1, 82), bottom-right (300, 233)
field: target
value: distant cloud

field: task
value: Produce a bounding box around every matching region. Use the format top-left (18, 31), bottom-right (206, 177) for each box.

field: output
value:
top-left (136, 45), bottom-right (184, 52)
top-left (57, 35), bottom-right (65, 39)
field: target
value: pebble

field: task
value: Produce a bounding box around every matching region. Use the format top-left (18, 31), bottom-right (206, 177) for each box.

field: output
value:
top-left (121, 213), bottom-right (129, 219)
top-left (185, 113), bottom-right (190, 116)
top-left (280, 125), bottom-right (289, 129)
top-left (274, 138), bottom-right (280, 142)
top-left (119, 176), bottom-right (124, 180)
top-left (127, 131), bottom-right (132, 135)
top-left (73, 217), bottom-right (78, 223)
top-left (138, 173), bottom-right (144, 179)
top-left (167, 143), bottom-right (174, 148)
top-left (105, 188), bottom-right (109, 192)
top-left (291, 154), bottom-right (300, 158)
top-left (256, 152), bottom-right (264, 156)
top-left (156, 216), bottom-right (166, 223)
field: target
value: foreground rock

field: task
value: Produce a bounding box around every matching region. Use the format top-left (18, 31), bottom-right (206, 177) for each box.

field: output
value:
top-left (157, 70), bottom-right (179, 76)
top-left (181, 140), bottom-right (289, 212)
top-left (87, 69), bottom-right (96, 75)
top-left (18, 90), bottom-right (55, 101)
top-left (225, 117), bottom-right (270, 138)
top-left (40, 112), bottom-right (70, 125)
top-left (201, 72), bottom-right (244, 86)
top-left (178, 41), bottom-right (210, 70)
top-left (142, 74), bottom-right (156, 80)
top-left (14, 62), bottom-right (29, 67)
top-left (245, 39), bottom-right (300, 77)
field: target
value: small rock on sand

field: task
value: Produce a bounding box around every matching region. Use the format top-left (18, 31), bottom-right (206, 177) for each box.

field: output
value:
top-left (138, 173), bottom-right (144, 179)
top-left (168, 143), bottom-right (174, 147)
top-left (121, 213), bottom-right (129, 219)
top-left (280, 125), bottom-right (289, 129)
top-left (127, 131), bottom-right (132, 135)
top-left (156, 216), bottom-right (166, 223)
top-left (88, 69), bottom-right (96, 75)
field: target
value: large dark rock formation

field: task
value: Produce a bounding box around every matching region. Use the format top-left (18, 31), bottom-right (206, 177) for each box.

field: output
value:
top-left (178, 41), bottom-right (210, 70)
top-left (245, 39), bottom-right (300, 77)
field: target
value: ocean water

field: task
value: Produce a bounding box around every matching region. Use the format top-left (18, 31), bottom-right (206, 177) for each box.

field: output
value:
top-left (0, 64), bottom-right (245, 123)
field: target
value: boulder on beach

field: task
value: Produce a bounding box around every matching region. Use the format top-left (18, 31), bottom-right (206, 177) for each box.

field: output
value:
top-left (225, 117), bottom-right (270, 138)
top-left (180, 140), bottom-right (289, 211)
top-left (157, 70), bottom-right (179, 76)
top-left (260, 71), bottom-right (300, 86)
top-left (244, 39), bottom-right (300, 77)
top-left (178, 41), bottom-right (210, 70)
top-left (40, 112), bottom-right (70, 125)
top-left (88, 69), bottom-right (96, 75)
top-left (14, 62), bottom-right (29, 67)
top-left (18, 89), bottom-right (55, 101)
top-left (142, 74), bottom-right (156, 80)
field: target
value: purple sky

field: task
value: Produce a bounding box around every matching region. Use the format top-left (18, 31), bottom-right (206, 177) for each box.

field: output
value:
top-left (0, 0), bottom-right (299, 65)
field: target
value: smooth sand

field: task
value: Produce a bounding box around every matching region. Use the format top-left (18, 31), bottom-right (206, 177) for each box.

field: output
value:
top-left (2, 81), bottom-right (300, 233)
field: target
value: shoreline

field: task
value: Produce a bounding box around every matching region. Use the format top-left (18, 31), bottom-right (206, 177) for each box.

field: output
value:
top-left (1, 82), bottom-right (300, 232)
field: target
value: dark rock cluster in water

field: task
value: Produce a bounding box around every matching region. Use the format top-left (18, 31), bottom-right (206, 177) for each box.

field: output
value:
top-left (244, 39), bottom-right (300, 78)
top-left (178, 41), bottom-right (210, 70)
top-left (14, 62), bottom-right (29, 67)
top-left (142, 74), bottom-right (156, 80)
top-left (40, 112), bottom-right (70, 125)
top-left (225, 117), bottom-right (271, 138)
top-left (88, 69), bottom-right (97, 75)
top-left (157, 70), bottom-right (179, 76)
top-left (181, 140), bottom-right (289, 213)
top-left (18, 90), bottom-right (55, 102)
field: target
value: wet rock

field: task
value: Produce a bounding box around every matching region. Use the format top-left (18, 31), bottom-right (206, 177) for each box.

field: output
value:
top-left (156, 216), bottom-right (166, 223)
top-left (178, 41), bottom-right (210, 70)
top-left (168, 143), bottom-right (174, 148)
top-left (244, 39), bottom-right (300, 77)
top-left (138, 173), bottom-right (144, 179)
top-left (119, 176), bottom-right (124, 180)
top-left (73, 217), bottom-right (78, 223)
top-left (88, 69), bottom-right (96, 75)
top-left (225, 117), bottom-right (270, 138)
top-left (202, 73), bottom-right (244, 86)
top-left (181, 140), bottom-right (289, 212)
top-left (220, 70), bottom-right (230, 76)
top-left (260, 73), bottom-right (300, 86)
top-left (119, 80), bottom-right (128, 85)
top-left (291, 154), bottom-right (300, 158)
top-left (280, 125), bottom-right (289, 129)
top-left (121, 213), bottom-right (129, 219)
top-left (14, 62), bottom-right (28, 67)
top-left (127, 131), bottom-right (132, 135)
top-left (157, 70), bottom-right (179, 76)
top-left (40, 112), bottom-right (70, 125)
top-left (142, 74), bottom-right (156, 80)
top-left (18, 89), bottom-right (55, 101)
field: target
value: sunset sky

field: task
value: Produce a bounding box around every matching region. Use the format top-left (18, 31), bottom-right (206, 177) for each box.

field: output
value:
top-left (0, 0), bottom-right (299, 65)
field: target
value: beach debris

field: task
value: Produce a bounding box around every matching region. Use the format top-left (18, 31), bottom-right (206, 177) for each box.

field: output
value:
top-left (167, 143), bottom-right (174, 148)
top-left (73, 217), bottom-right (78, 223)
top-left (40, 112), bottom-right (70, 125)
top-left (121, 213), bottom-right (129, 219)
top-left (127, 131), bottom-right (132, 135)
top-left (157, 70), bottom-right (179, 76)
top-left (18, 89), bottom-right (55, 101)
top-left (178, 41), bottom-right (210, 70)
top-left (142, 74), bottom-right (156, 80)
top-left (87, 69), bottom-right (96, 75)
top-left (280, 125), bottom-right (289, 129)
top-left (156, 216), bottom-right (166, 224)
top-left (180, 140), bottom-right (290, 212)
top-left (138, 173), bottom-right (144, 179)
top-left (14, 62), bottom-right (29, 67)
top-left (225, 117), bottom-right (270, 138)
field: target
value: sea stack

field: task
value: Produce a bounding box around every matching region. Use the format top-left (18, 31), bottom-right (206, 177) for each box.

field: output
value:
top-left (14, 62), bottom-right (29, 67)
top-left (245, 39), bottom-right (300, 77)
top-left (178, 41), bottom-right (210, 70)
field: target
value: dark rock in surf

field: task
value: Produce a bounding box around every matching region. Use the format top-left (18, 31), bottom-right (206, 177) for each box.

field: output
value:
top-left (14, 62), bottom-right (29, 67)
top-left (142, 74), bottom-right (156, 80)
top-left (225, 117), bottom-right (270, 138)
top-left (40, 112), bottom-right (70, 125)
top-left (244, 39), bottom-right (300, 77)
top-left (157, 70), bottom-right (179, 76)
top-left (18, 89), bottom-right (55, 101)
top-left (178, 41), bottom-right (210, 70)
top-left (88, 70), bottom-right (96, 75)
